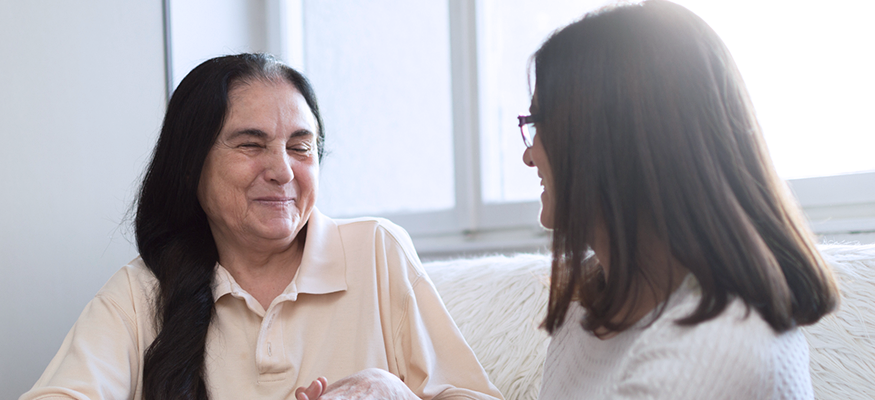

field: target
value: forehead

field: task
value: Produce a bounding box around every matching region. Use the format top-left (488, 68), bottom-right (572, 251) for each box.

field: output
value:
top-left (223, 78), bottom-right (317, 135)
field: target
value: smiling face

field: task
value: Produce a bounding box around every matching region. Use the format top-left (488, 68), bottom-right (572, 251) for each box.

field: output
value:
top-left (523, 92), bottom-right (555, 230)
top-left (523, 133), bottom-right (555, 230)
top-left (197, 79), bottom-right (319, 253)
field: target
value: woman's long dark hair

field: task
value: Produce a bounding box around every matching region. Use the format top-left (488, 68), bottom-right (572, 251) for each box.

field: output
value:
top-left (535, 1), bottom-right (838, 335)
top-left (135, 53), bottom-right (323, 400)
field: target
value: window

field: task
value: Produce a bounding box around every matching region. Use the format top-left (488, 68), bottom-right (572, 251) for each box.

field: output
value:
top-left (302, 1), bottom-right (456, 218)
top-left (168, 0), bottom-right (875, 256)
top-left (672, 0), bottom-right (875, 241)
top-left (296, 0), bottom-right (611, 256)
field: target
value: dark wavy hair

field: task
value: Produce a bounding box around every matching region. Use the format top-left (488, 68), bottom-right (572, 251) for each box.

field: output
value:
top-left (135, 53), bottom-right (323, 400)
top-left (534, 1), bottom-right (838, 335)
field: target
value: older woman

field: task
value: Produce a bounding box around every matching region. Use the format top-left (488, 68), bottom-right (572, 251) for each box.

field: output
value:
top-left (21, 54), bottom-right (501, 400)
top-left (520, 1), bottom-right (838, 399)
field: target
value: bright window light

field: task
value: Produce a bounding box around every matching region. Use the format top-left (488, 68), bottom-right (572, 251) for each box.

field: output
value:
top-left (479, 0), bottom-right (875, 205)
top-left (304, 0), bottom-right (456, 216)
top-left (677, 0), bottom-right (875, 179)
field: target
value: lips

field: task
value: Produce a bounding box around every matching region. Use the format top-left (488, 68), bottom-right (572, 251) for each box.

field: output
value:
top-left (253, 196), bottom-right (296, 205)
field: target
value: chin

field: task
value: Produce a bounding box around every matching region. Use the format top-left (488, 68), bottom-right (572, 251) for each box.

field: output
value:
top-left (539, 211), bottom-right (554, 230)
top-left (256, 219), bottom-right (302, 241)
top-left (539, 190), bottom-right (555, 230)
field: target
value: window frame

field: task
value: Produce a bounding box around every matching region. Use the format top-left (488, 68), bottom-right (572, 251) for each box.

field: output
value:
top-left (789, 171), bottom-right (875, 236)
top-left (176, 0), bottom-right (874, 257)
top-left (267, 0), bottom-right (549, 255)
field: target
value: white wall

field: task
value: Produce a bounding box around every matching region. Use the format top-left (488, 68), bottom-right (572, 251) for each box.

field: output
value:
top-left (169, 0), bottom-right (267, 89)
top-left (0, 1), bottom-right (166, 398)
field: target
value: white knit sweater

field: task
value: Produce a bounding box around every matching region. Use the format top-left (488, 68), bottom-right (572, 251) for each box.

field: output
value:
top-left (539, 276), bottom-right (814, 400)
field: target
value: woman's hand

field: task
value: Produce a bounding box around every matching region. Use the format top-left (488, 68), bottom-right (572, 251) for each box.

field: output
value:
top-left (295, 368), bottom-right (419, 400)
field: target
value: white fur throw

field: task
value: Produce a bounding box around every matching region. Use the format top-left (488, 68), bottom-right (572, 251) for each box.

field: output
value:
top-left (424, 244), bottom-right (875, 400)
top-left (804, 244), bottom-right (875, 399)
top-left (425, 254), bottom-right (552, 400)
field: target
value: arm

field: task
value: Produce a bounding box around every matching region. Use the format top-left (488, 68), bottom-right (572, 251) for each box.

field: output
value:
top-left (379, 225), bottom-right (503, 400)
top-left (395, 278), bottom-right (503, 400)
top-left (20, 267), bottom-right (146, 400)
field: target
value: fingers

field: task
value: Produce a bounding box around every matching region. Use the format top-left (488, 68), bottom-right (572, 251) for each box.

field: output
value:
top-left (295, 385), bottom-right (310, 400)
top-left (295, 377), bottom-right (327, 400)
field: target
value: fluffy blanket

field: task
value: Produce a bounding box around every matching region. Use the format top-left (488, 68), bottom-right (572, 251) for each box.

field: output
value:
top-left (426, 253), bottom-right (551, 400)
top-left (806, 244), bottom-right (875, 399)
top-left (425, 244), bottom-right (875, 400)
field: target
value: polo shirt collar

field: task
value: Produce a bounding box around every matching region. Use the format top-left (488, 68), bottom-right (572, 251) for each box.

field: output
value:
top-left (291, 208), bottom-right (348, 295)
top-left (212, 208), bottom-right (348, 303)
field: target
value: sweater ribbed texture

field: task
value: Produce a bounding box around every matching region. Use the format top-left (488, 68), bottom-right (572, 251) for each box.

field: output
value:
top-left (539, 276), bottom-right (813, 399)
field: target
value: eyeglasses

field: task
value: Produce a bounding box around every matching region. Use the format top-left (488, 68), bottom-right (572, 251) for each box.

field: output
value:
top-left (517, 115), bottom-right (539, 148)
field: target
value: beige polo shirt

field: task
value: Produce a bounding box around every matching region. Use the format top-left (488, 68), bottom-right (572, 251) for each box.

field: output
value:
top-left (22, 210), bottom-right (502, 400)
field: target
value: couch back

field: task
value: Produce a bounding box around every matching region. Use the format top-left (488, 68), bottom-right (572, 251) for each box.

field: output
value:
top-left (425, 244), bottom-right (875, 400)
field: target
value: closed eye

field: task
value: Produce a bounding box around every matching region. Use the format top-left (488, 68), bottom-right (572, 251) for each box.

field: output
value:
top-left (288, 144), bottom-right (313, 154)
top-left (288, 130), bottom-right (316, 154)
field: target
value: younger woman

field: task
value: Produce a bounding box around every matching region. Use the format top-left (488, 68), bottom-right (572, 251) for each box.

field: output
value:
top-left (520, 1), bottom-right (838, 398)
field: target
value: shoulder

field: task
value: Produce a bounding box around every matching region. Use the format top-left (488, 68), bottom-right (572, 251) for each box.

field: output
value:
top-left (644, 285), bottom-right (775, 347)
top-left (100, 257), bottom-right (158, 296)
top-left (618, 283), bottom-right (812, 398)
top-left (22, 258), bottom-right (159, 398)
top-left (332, 215), bottom-right (424, 276)
top-left (332, 216), bottom-right (415, 245)
top-left (94, 257), bottom-right (158, 319)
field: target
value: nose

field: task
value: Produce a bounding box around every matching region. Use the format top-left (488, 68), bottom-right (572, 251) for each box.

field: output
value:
top-left (522, 146), bottom-right (535, 167)
top-left (264, 148), bottom-right (294, 184)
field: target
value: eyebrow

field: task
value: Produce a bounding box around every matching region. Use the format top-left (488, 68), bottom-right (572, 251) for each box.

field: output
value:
top-left (225, 128), bottom-right (314, 141)
top-left (289, 129), bottom-right (315, 139)
top-left (226, 129), bottom-right (267, 141)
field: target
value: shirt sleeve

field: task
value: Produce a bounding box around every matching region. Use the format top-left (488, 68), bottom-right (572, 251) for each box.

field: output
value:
top-left (20, 268), bottom-right (145, 400)
top-left (376, 224), bottom-right (504, 400)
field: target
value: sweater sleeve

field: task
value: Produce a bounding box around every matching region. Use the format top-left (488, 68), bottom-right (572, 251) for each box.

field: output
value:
top-left (20, 266), bottom-right (150, 400)
top-left (375, 223), bottom-right (504, 400)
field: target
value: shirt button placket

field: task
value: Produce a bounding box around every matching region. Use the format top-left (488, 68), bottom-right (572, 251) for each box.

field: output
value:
top-left (261, 303), bottom-right (290, 372)
top-left (266, 314), bottom-right (275, 358)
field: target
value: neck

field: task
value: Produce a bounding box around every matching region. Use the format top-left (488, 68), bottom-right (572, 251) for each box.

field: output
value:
top-left (215, 230), bottom-right (307, 311)
top-left (595, 230), bottom-right (688, 339)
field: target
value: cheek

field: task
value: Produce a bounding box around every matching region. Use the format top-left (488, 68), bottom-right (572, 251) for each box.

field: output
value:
top-left (199, 175), bottom-right (231, 217)
top-left (199, 157), bottom-right (256, 214)
top-left (296, 163), bottom-right (320, 196)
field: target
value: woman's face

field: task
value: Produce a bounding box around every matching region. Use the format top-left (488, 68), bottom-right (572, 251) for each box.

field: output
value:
top-left (523, 134), bottom-right (555, 230)
top-left (198, 79), bottom-right (319, 251)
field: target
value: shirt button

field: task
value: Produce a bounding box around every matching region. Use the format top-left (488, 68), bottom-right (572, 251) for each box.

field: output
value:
top-left (267, 342), bottom-right (273, 356)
